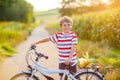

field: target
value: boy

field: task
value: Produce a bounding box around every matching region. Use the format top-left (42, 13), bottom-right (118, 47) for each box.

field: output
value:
top-left (33, 16), bottom-right (78, 80)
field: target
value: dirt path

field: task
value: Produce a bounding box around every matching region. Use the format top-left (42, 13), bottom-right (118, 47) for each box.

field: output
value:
top-left (0, 24), bottom-right (59, 80)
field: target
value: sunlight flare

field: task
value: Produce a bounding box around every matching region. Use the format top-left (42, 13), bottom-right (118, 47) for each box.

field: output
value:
top-left (102, 0), bottom-right (110, 4)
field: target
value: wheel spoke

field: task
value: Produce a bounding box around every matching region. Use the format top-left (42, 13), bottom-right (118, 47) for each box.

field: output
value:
top-left (75, 72), bottom-right (103, 80)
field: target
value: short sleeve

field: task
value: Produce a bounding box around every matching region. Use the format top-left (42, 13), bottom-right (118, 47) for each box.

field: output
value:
top-left (49, 34), bottom-right (58, 43)
top-left (71, 33), bottom-right (78, 45)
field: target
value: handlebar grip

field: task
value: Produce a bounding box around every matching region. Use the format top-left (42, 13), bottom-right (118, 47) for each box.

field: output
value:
top-left (37, 53), bottom-right (48, 59)
top-left (30, 44), bottom-right (36, 50)
top-left (44, 56), bottom-right (48, 59)
top-left (42, 54), bottom-right (48, 59)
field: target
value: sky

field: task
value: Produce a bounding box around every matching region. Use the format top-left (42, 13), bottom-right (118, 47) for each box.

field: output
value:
top-left (25, 0), bottom-right (110, 11)
top-left (25, 0), bottom-right (61, 11)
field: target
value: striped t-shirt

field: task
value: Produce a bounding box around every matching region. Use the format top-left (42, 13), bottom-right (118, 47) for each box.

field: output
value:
top-left (49, 31), bottom-right (78, 64)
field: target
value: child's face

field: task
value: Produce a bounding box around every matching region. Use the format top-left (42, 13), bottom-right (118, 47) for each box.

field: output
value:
top-left (61, 22), bottom-right (72, 33)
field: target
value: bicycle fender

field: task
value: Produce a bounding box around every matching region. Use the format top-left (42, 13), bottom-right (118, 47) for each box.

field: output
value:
top-left (22, 70), bottom-right (31, 74)
top-left (74, 68), bottom-right (103, 78)
top-left (22, 71), bottom-right (39, 80)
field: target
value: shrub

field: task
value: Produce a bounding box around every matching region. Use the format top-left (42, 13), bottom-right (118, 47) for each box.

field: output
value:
top-left (73, 8), bottom-right (120, 48)
top-left (0, 21), bottom-right (35, 60)
top-left (1, 43), bottom-right (16, 53)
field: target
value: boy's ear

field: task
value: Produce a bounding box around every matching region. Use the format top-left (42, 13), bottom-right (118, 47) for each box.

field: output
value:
top-left (60, 24), bottom-right (62, 27)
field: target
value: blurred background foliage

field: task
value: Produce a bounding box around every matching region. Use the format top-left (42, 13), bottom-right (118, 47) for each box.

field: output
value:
top-left (73, 8), bottom-right (120, 49)
top-left (59, 0), bottom-right (120, 16)
top-left (0, 0), bottom-right (39, 60)
top-left (0, 22), bottom-right (36, 60)
top-left (0, 0), bottom-right (34, 23)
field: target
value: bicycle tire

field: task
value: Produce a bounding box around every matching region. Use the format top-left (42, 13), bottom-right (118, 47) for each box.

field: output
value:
top-left (75, 72), bottom-right (103, 80)
top-left (10, 73), bottom-right (39, 80)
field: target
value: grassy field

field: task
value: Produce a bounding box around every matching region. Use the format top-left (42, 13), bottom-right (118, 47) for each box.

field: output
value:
top-left (0, 22), bottom-right (36, 61)
top-left (34, 9), bottom-right (60, 24)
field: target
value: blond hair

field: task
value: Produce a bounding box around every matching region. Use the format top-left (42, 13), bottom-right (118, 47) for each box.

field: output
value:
top-left (59, 16), bottom-right (73, 26)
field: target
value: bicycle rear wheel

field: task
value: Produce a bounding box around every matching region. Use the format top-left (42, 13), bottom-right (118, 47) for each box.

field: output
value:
top-left (75, 72), bottom-right (103, 80)
top-left (10, 73), bottom-right (38, 80)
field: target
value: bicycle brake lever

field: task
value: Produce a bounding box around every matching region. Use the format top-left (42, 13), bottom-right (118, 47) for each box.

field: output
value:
top-left (30, 44), bottom-right (36, 50)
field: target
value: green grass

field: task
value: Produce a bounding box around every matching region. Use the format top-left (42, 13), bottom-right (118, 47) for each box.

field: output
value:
top-left (34, 9), bottom-right (60, 24)
top-left (35, 9), bottom-right (59, 16)
top-left (0, 22), bottom-right (36, 61)
top-left (73, 8), bottom-right (120, 48)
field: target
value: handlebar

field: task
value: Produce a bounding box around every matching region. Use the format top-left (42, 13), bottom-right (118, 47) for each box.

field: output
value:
top-left (26, 44), bottom-right (49, 66)
top-left (36, 52), bottom-right (48, 60)
top-left (30, 44), bottom-right (36, 50)
top-left (29, 44), bottom-right (48, 60)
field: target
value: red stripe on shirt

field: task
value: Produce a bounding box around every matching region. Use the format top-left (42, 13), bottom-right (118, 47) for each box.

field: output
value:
top-left (73, 36), bottom-right (77, 38)
top-left (55, 34), bottom-right (58, 40)
top-left (59, 54), bottom-right (77, 58)
top-left (58, 47), bottom-right (71, 50)
top-left (58, 39), bottom-right (72, 42)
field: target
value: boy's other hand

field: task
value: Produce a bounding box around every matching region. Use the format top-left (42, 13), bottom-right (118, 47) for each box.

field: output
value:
top-left (64, 60), bottom-right (70, 65)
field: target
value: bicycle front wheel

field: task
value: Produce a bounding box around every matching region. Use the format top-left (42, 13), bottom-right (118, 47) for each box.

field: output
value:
top-left (10, 73), bottom-right (38, 80)
top-left (75, 72), bottom-right (103, 80)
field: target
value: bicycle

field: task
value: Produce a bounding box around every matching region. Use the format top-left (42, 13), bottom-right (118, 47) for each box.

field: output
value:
top-left (10, 45), bottom-right (104, 80)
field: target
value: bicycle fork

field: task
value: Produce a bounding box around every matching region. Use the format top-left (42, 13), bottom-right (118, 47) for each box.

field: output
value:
top-left (29, 69), bottom-right (36, 80)
top-left (62, 70), bottom-right (77, 80)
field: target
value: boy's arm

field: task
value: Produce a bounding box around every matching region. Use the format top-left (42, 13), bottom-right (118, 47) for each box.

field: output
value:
top-left (64, 45), bottom-right (76, 65)
top-left (35, 38), bottom-right (50, 44)
top-left (68, 45), bottom-right (76, 61)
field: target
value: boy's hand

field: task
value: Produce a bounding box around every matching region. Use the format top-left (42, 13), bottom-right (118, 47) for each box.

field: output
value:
top-left (30, 43), bottom-right (36, 50)
top-left (64, 60), bottom-right (70, 65)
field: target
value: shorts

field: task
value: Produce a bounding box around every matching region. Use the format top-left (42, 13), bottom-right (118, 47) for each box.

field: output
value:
top-left (59, 63), bottom-right (76, 76)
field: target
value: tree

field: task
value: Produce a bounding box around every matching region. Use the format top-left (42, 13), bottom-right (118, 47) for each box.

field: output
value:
top-left (110, 0), bottom-right (120, 8)
top-left (59, 0), bottom-right (77, 16)
top-left (59, 0), bottom-right (113, 16)
top-left (0, 0), bottom-right (33, 23)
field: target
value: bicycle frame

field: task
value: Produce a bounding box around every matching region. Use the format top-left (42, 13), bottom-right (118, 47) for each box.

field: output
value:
top-left (24, 60), bottom-right (77, 80)
top-left (21, 45), bottom-right (104, 80)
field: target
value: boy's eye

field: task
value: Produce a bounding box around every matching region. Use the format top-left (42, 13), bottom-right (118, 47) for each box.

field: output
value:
top-left (68, 24), bottom-right (71, 26)
top-left (63, 24), bottom-right (67, 26)
top-left (63, 24), bottom-right (72, 26)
